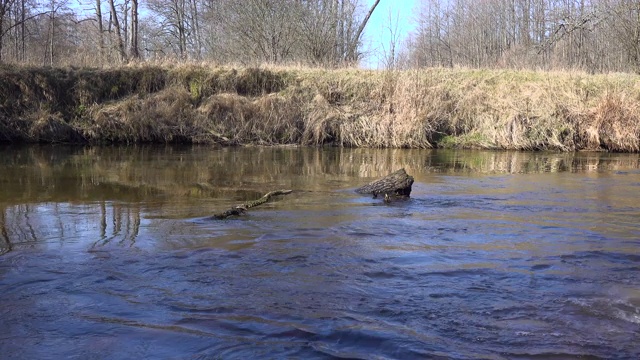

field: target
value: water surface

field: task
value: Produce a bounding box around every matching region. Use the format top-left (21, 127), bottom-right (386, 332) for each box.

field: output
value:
top-left (1, 145), bottom-right (639, 359)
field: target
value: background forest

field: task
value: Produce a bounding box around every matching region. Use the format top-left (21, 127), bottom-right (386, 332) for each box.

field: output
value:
top-left (1, 0), bottom-right (640, 73)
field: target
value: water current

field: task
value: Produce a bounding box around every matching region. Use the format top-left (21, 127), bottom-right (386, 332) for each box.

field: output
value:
top-left (0, 145), bottom-right (639, 359)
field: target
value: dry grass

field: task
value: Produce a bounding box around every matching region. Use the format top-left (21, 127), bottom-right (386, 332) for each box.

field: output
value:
top-left (583, 94), bottom-right (640, 151)
top-left (82, 87), bottom-right (199, 143)
top-left (1, 64), bottom-right (640, 151)
top-left (197, 92), bottom-right (303, 144)
top-left (27, 109), bottom-right (84, 143)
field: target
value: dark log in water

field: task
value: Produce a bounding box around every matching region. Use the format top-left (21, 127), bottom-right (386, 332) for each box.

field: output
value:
top-left (355, 168), bottom-right (414, 199)
top-left (210, 189), bottom-right (293, 219)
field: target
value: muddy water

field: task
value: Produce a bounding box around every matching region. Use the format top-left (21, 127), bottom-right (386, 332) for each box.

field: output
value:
top-left (1, 145), bottom-right (639, 359)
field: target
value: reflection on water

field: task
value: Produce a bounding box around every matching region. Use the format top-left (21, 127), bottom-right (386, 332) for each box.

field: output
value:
top-left (0, 145), bottom-right (639, 359)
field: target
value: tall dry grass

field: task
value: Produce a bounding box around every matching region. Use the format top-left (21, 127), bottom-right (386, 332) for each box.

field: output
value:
top-left (1, 64), bottom-right (640, 151)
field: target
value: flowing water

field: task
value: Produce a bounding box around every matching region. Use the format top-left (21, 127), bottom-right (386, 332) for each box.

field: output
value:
top-left (1, 145), bottom-right (639, 359)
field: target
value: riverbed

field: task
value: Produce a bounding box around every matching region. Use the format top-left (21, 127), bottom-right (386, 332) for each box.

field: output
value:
top-left (1, 145), bottom-right (639, 359)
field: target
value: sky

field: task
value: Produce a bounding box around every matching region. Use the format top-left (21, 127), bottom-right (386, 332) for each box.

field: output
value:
top-left (361, 0), bottom-right (419, 68)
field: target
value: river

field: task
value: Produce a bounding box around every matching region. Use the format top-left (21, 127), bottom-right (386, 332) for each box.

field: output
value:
top-left (0, 145), bottom-right (639, 359)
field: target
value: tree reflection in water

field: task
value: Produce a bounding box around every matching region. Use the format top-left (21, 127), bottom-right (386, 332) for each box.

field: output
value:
top-left (0, 201), bottom-right (142, 253)
top-left (0, 208), bottom-right (11, 255)
top-left (0, 144), bottom-right (638, 253)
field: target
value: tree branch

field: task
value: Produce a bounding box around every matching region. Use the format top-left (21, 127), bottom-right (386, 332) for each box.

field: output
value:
top-left (346, 0), bottom-right (381, 62)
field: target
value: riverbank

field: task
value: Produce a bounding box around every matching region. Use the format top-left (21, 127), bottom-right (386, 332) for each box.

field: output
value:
top-left (1, 64), bottom-right (639, 151)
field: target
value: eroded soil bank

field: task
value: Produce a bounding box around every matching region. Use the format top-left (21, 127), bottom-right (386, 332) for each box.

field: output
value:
top-left (1, 65), bottom-right (639, 151)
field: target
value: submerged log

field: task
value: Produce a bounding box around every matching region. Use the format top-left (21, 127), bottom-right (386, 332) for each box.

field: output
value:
top-left (355, 168), bottom-right (414, 199)
top-left (209, 189), bottom-right (292, 219)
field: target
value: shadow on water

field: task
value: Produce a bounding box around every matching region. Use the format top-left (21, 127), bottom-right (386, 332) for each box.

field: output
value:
top-left (1, 145), bottom-right (640, 358)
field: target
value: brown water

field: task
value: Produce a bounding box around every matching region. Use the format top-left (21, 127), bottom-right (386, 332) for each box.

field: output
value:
top-left (1, 145), bottom-right (639, 359)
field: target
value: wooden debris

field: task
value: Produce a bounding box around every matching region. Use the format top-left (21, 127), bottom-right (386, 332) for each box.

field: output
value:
top-left (355, 168), bottom-right (414, 199)
top-left (209, 189), bottom-right (293, 219)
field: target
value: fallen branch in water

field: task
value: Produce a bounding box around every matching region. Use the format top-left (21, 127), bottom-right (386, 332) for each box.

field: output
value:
top-left (210, 189), bottom-right (293, 219)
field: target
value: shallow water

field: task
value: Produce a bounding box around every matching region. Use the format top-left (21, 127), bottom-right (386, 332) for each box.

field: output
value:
top-left (1, 145), bottom-right (639, 359)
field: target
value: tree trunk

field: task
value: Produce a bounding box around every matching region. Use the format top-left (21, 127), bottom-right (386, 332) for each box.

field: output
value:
top-left (49, 1), bottom-right (54, 66)
top-left (635, 1), bottom-right (640, 73)
top-left (108, 0), bottom-right (126, 61)
top-left (0, 10), bottom-right (3, 63)
top-left (189, 0), bottom-right (201, 59)
top-left (20, 0), bottom-right (24, 61)
top-left (346, 0), bottom-right (380, 62)
top-left (96, 0), bottom-right (104, 63)
top-left (521, 0), bottom-right (531, 47)
top-left (0, 0), bottom-right (14, 63)
top-left (338, 0), bottom-right (344, 62)
top-left (177, 0), bottom-right (187, 59)
top-left (122, 0), bottom-right (128, 52)
top-left (129, 0), bottom-right (139, 59)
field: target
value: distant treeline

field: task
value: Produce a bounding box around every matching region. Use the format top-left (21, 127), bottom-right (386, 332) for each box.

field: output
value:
top-left (404, 0), bottom-right (640, 73)
top-left (0, 0), bottom-right (380, 67)
top-left (2, 1), bottom-right (640, 73)
top-left (1, 65), bottom-right (639, 151)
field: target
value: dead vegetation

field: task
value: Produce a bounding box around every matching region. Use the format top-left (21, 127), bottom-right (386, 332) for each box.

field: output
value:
top-left (1, 64), bottom-right (639, 151)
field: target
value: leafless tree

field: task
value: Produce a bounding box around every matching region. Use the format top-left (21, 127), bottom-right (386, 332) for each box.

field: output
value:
top-left (147, 0), bottom-right (192, 59)
top-left (129, 0), bottom-right (138, 59)
top-left (405, 0), bottom-right (640, 72)
top-left (0, 0), bottom-right (17, 62)
top-left (345, 0), bottom-right (380, 62)
top-left (380, 7), bottom-right (402, 69)
top-left (108, 0), bottom-right (125, 61)
top-left (95, 0), bottom-right (103, 61)
top-left (7, 0), bottom-right (640, 72)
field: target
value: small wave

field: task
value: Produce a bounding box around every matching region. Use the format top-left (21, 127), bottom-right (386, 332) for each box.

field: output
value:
top-left (530, 263), bottom-right (552, 271)
top-left (614, 309), bottom-right (640, 324)
top-left (566, 297), bottom-right (640, 325)
top-left (498, 350), bottom-right (605, 359)
top-left (561, 251), bottom-right (640, 263)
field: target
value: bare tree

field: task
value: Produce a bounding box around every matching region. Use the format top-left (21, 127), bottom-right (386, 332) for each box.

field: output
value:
top-left (217, 0), bottom-right (299, 63)
top-left (0, 0), bottom-right (17, 62)
top-left (188, 0), bottom-right (201, 59)
top-left (42, 0), bottom-right (73, 66)
top-left (407, 0), bottom-right (625, 71)
top-left (47, 0), bottom-right (55, 65)
top-left (380, 7), bottom-right (402, 69)
top-left (607, 0), bottom-right (640, 72)
top-left (147, 0), bottom-right (189, 59)
top-left (108, 0), bottom-right (126, 61)
top-left (95, 0), bottom-right (103, 62)
top-left (297, 0), bottom-right (354, 65)
top-left (345, 0), bottom-right (380, 62)
top-left (6, 0), bottom-right (640, 73)
top-left (129, 0), bottom-right (138, 59)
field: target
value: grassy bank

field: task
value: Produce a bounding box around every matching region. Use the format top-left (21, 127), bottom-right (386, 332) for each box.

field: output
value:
top-left (1, 64), bottom-right (639, 151)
